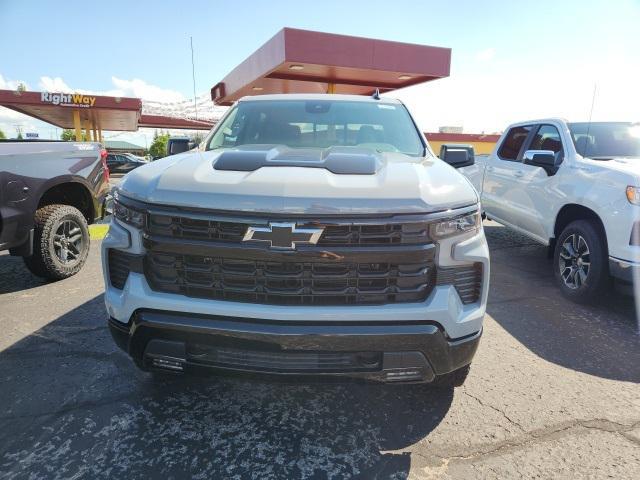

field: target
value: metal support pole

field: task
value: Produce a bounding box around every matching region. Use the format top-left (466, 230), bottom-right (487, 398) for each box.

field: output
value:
top-left (73, 110), bottom-right (82, 142)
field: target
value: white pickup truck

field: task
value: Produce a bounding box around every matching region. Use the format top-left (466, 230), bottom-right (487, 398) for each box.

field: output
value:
top-left (102, 94), bottom-right (489, 386)
top-left (448, 119), bottom-right (640, 302)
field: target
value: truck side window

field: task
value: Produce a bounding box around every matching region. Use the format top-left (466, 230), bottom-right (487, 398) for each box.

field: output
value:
top-left (529, 125), bottom-right (563, 161)
top-left (498, 126), bottom-right (532, 161)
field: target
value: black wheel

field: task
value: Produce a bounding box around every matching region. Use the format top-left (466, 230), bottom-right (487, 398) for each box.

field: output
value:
top-left (554, 219), bottom-right (609, 303)
top-left (23, 204), bottom-right (90, 280)
top-left (431, 364), bottom-right (470, 388)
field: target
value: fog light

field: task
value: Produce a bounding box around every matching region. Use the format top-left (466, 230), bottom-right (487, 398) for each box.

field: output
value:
top-left (385, 368), bottom-right (424, 382)
top-left (151, 357), bottom-right (185, 372)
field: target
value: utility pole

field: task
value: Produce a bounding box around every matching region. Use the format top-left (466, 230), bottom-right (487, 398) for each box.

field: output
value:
top-left (190, 36), bottom-right (198, 120)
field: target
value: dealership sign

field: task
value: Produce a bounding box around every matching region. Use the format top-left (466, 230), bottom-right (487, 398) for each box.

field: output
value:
top-left (41, 92), bottom-right (96, 108)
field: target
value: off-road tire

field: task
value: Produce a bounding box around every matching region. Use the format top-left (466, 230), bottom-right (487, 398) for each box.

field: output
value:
top-left (23, 204), bottom-right (90, 280)
top-left (553, 219), bottom-right (609, 303)
top-left (431, 364), bottom-right (470, 388)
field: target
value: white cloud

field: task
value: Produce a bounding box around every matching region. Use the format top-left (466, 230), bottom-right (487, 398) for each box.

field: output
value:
top-left (475, 48), bottom-right (496, 62)
top-left (37, 75), bottom-right (185, 103)
top-left (0, 74), bottom-right (29, 91)
top-left (110, 77), bottom-right (185, 103)
top-left (38, 76), bottom-right (73, 93)
top-left (391, 53), bottom-right (640, 134)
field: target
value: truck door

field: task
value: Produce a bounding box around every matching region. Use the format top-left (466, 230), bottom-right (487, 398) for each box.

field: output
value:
top-left (511, 124), bottom-right (564, 242)
top-left (482, 125), bottom-right (533, 229)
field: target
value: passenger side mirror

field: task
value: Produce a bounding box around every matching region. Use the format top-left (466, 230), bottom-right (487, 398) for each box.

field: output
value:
top-left (441, 149), bottom-right (475, 168)
top-left (523, 150), bottom-right (561, 175)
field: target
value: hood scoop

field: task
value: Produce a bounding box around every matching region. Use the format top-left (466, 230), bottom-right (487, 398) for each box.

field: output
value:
top-left (213, 145), bottom-right (382, 175)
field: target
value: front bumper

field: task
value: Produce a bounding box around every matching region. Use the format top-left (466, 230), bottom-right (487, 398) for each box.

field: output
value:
top-left (609, 256), bottom-right (640, 283)
top-left (109, 310), bottom-right (481, 383)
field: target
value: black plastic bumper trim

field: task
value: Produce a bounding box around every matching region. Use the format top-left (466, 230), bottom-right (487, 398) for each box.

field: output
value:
top-left (108, 311), bottom-right (481, 381)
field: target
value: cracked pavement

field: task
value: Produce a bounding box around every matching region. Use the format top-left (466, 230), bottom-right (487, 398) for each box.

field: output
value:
top-left (0, 222), bottom-right (639, 479)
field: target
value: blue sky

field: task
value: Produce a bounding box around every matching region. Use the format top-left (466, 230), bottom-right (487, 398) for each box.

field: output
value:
top-left (1, 0), bottom-right (639, 144)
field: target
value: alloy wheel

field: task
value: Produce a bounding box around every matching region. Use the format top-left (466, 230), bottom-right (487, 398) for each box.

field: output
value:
top-left (559, 233), bottom-right (590, 289)
top-left (52, 219), bottom-right (84, 265)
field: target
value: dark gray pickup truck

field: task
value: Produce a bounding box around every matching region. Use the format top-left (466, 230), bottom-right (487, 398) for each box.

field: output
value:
top-left (0, 141), bottom-right (109, 279)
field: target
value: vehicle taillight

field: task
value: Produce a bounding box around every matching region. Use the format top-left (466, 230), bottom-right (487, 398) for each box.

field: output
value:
top-left (100, 149), bottom-right (110, 183)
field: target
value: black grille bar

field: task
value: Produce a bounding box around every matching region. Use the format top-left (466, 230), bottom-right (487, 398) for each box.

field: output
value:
top-left (143, 240), bottom-right (435, 306)
top-left (146, 213), bottom-right (431, 247)
top-left (189, 346), bottom-right (382, 373)
top-left (108, 250), bottom-right (144, 289)
top-left (142, 235), bottom-right (435, 264)
top-left (437, 263), bottom-right (483, 304)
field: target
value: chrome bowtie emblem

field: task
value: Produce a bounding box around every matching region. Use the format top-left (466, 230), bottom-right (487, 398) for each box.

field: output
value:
top-left (243, 222), bottom-right (324, 249)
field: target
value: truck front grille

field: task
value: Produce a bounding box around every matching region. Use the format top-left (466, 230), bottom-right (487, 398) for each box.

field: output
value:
top-left (144, 252), bottom-right (434, 306)
top-left (147, 213), bottom-right (429, 247)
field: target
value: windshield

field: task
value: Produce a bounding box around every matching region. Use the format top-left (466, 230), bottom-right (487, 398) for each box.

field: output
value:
top-left (568, 122), bottom-right (640, 159)
top-left (206, 99), bottom-right (425, 156)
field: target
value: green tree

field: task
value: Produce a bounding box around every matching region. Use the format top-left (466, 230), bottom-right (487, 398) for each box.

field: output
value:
top-left (16, 131), bottom-right (23, 140)
top-left (61, 129), bottom-right (86, 141)
top-left (149, 133), bottom-right (170, 159)
top-left (0, 128), bottom-right (6, 139)
top-left (192, 132), bottom-right (205, 144)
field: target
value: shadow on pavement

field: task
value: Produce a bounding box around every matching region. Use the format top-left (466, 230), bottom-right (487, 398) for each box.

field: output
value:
top-left (0, 253), bottom-right (49, 294)
top-left (0, 295), bottom-right (453, 479)
top-left (484, 224), bottom-right (640, 383)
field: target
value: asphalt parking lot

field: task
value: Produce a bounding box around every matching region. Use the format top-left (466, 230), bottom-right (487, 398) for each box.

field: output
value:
top-left (1, 222), bottom-right (639, 479)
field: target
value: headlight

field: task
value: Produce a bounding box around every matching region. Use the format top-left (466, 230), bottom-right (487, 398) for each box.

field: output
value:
top-left (430, 210), bottom-right (481, 240)
top-left (113, 195), bottom-right (145, 228)
top-left (626, 186), bottom-right (640, 205)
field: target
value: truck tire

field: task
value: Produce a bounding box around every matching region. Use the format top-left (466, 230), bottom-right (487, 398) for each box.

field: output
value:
top-left (431, 364), bottom-right (470, 388)
top-left (554, 219), bottom-right (609, 303)
top-left (23, 204), bottom-right (90, 280)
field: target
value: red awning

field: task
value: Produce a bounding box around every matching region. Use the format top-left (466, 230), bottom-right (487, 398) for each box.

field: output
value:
top-left (211, 28), bottom-right (451, 105)
top-left (0, 89), bottom-right (141, 131)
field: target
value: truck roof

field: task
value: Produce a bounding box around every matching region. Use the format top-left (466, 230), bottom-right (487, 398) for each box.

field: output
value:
top-left (507, 117), bottom-right (568, 127)
top-left (236, 93), bottom-right (404, 104)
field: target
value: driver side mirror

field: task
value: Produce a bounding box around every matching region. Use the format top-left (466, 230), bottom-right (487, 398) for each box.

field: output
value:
top-left (441, 149), bottom-right (475, 168)
top-left (523, 150), bottom-right (561, 175)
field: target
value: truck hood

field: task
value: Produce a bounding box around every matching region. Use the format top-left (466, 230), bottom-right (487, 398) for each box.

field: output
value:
top-left (580, 156), bottom-right (640, 183)
top-left (118, 146), bottom-right (477, 215)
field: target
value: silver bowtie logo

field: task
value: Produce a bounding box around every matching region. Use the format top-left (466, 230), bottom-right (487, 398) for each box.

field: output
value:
top-left (243, 222), bottom-right (324, 250)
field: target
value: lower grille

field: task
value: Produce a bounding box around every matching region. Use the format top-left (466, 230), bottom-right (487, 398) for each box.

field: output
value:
top-left (437, 263), bottom-right (483, 304)
top-left (108, 250), bottom-right (134, 289)
top-left (144, 252), bottom-right (434, 306)
top-left (188, 345), bottom-right (382, 373)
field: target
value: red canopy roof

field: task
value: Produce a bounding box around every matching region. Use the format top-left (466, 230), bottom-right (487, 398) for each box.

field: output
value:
top-left (211, 28), bottom-right (451, 105)
top-left (0, 89), bottom-right (214, 132)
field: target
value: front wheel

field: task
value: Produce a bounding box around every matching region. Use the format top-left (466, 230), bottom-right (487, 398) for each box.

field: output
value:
top-left (23, 204), bottom-right (90, 280)
top-left (553, 220), bottom-right (609, 303)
